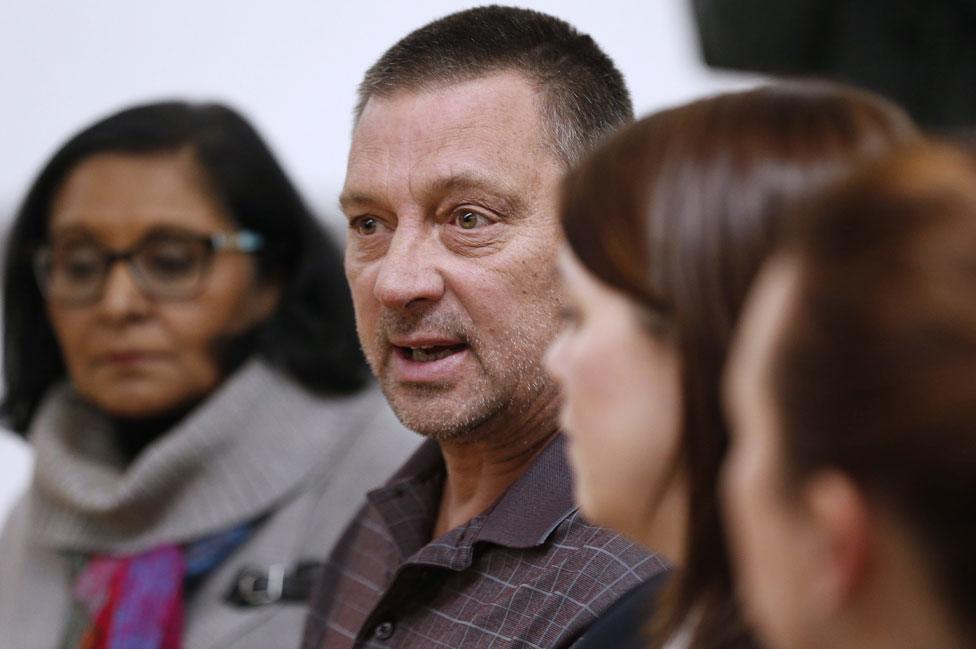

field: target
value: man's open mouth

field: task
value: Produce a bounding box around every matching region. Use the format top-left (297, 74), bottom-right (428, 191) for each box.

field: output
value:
top-left (395, 343), bottom-right (468, 362)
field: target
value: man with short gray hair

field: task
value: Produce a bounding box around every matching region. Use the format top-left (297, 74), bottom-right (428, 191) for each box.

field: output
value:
top-left (302, 7), bottom-right (666, 648)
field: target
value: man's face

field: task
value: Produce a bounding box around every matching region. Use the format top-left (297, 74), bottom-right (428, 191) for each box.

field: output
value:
top-left (341, 71), bottom-right (565, 441)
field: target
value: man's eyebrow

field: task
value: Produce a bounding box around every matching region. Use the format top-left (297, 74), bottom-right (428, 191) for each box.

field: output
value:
top-left (339, 173), bottom-right (530, 219)
top-left (338, 191), bottom-right (377, 213)
top-left (428, 173), bottom-right (529, 220)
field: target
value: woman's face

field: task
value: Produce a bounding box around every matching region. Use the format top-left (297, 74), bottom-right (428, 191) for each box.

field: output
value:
top-left (545, 248), bottom-right (684, 551)
top-left (45, 150), bottom-right (280, 418)
top-left (723, 260), bottom-right (822, 649)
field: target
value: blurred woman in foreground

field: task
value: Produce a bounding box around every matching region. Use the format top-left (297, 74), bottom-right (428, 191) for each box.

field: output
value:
top-left (545, 82), bottom-right (918, 649)
top-left (724, 144), bottom-right (976, 649)
top-left (0, 101), bottom-right (416, 648)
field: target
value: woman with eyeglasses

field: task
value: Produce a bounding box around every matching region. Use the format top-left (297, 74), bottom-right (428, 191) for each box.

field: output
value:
top-left (544, 82), bottom-right (918, 649)
top-left (723, 144), bottom-right (976, 649)
top-left (0, 101), bottom-right (417, 649)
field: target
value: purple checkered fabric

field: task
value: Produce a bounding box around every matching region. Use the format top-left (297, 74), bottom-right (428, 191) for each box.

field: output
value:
top-left (302, 435), bottom-right (668, 648)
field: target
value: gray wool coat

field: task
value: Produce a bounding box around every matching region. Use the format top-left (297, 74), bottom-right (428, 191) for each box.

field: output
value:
top-left (0, 360), bottom-right (419, 649)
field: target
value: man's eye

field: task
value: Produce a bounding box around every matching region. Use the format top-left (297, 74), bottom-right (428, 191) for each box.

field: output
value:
top-left (454, 210), bottom-right (490, 230)
top-left (352, 216), bottom-right (380, 236)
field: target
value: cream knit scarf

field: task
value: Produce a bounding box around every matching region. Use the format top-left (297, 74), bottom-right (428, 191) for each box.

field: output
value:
top-left (26, 358), bottom-right (347, 555)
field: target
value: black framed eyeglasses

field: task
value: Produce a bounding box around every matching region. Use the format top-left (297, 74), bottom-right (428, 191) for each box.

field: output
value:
top-left (33, 229), bottom-right (265, 306)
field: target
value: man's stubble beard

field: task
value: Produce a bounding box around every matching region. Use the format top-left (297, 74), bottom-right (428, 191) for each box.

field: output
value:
top-left (363, 304), bottom-right (560, 444)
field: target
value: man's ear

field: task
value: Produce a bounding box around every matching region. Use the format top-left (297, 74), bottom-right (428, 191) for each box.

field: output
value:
top-left (801, 469), bottom-right (873, 614)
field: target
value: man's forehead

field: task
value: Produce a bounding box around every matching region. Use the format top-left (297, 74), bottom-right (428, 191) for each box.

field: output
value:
top-left (343, 73), bottom-right (563, 211)
top-left (357, 69), bottom-right (541, 120)
top-left (351, 72), bottom-right (548, 150)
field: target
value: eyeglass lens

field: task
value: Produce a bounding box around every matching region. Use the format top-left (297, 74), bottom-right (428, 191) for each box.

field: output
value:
top-left (38, 234), bottom-right (212, 304)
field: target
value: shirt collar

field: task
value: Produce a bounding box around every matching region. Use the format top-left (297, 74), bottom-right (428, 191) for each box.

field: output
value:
top-left (475, 434), bottom-right (578, 549)
top-left (370, 434), bottom-right (578, 552)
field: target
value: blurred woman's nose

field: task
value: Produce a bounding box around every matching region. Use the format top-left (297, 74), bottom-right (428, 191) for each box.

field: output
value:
top-left (96, 262), bottom-right (151, 320)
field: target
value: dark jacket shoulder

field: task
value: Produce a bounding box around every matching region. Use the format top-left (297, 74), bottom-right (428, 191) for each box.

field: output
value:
top-left (574, 570), bottom-right (671, 649)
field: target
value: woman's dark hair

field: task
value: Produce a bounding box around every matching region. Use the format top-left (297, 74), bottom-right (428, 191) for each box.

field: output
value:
top-left (771, 144), bottom-right (976, 640)
top-left (559, 81), bottom-right (918, 649)
top-left (3, 100), bottom-right (369, 432)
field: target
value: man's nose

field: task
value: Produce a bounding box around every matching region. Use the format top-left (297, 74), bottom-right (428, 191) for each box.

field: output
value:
top-left (372, 227), bottom-right (445, 311)
top-left (97, 261), bottom-right (151, 320)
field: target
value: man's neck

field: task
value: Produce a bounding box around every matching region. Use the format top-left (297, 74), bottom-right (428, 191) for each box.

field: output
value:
top-left (432, 393), bottom-right (559, 539)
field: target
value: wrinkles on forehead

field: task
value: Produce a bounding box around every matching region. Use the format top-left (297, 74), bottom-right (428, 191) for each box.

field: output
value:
top-left (341, 75), bottom-right (559, 221)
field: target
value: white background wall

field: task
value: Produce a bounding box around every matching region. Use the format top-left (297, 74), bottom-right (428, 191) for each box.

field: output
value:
top-left (0, 0), bottom-right (761, 515)
top-left (1, 0), bottom-right (761, 227)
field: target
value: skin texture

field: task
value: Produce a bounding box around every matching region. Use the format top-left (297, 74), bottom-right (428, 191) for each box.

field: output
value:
top-left (341, 71), bottom-right (566, 535)
top-left (545, 248), bottom-right (687, 560)
top-left (46, 150), bottom-right (280, 419)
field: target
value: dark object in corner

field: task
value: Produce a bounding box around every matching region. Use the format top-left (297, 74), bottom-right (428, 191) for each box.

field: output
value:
top-left (691, 0), bottom-right (976, 131)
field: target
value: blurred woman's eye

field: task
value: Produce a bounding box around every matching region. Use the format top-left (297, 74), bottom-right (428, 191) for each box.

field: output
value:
top-left (559, 305), bottom-right (581, 326)
top-left (141, 241), bottom-right (202, 280)
top-left (57, 247), bottom-right (104, 282)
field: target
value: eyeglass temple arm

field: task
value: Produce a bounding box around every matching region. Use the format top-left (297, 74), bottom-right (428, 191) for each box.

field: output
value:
top-left (212, 230), bottom-right (264, 252)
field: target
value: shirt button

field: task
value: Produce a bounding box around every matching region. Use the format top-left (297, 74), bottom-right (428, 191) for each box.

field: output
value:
top-left (373, 620), bottom-right (395, 640)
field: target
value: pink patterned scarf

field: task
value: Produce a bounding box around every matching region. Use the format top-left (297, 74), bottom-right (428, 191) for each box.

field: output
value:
top-left (64, 523), bottom-right (253, 649)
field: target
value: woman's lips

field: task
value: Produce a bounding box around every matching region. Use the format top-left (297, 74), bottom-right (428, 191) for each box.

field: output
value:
top-left (99, 351), bottom-right (163, 367)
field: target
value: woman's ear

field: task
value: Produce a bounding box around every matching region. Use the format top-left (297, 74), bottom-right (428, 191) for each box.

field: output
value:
top-left (801, 469), bottom-right (873, 614)
top-left (242, 274), bottom-right (283, 328)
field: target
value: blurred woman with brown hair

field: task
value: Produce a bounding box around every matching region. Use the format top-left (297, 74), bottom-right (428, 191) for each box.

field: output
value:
top-left (724, 144), bottom-right (976, 649)
top-left (545, 82), bottom-right (918, 649)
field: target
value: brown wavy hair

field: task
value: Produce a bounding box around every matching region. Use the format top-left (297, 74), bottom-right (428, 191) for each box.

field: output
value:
top-left (559, 81), bottom-right (919, 649)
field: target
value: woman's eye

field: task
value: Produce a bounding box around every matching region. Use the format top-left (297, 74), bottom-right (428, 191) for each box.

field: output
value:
top-left (144, 248), bottom-right (197, 279)
top-left (454, 210), bottom-right (490, 230)
top-left (351, 216), bottom-right (381, 236)
top-left (55, 248), bottom-right (103, 280)
top-left (558, 305), bottom-right (581, 326)
top-left (63, 257), bottom-right (101, 280)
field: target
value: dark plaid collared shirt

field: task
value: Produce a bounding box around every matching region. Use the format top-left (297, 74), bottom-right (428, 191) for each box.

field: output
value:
top-left (302, 435), bottom-right (668, 649)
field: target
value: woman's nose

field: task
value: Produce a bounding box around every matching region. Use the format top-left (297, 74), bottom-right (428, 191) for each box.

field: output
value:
top-left (96, 261), bottom-right (151, 320)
